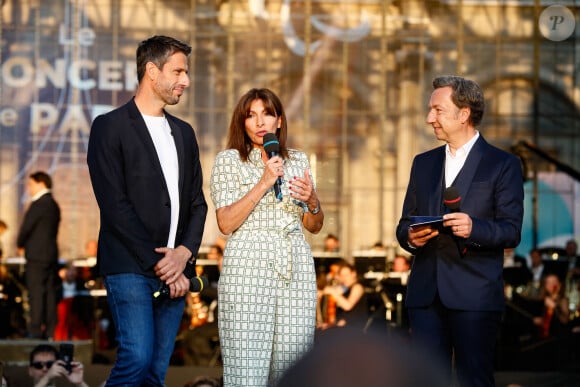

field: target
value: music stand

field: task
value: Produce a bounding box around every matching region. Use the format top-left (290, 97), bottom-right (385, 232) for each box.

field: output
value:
top-left (541, 260), bottom-right (569, 283)
top-left (353, 252), bottom-right (387, 277)
top-left (312, 252), bottom-right (343, 275)
top-left (503, 266), bottom-right (531, 287)
top-left (195, 259), bottom-right (220, 284)
top-left (379, 276), bottom-right (408, 328)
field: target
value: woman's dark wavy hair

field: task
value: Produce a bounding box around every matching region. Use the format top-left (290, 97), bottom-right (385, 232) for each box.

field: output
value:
top-left (226, 88), bottom-right (289, 162)
top-left (432, 76), bottom-right (485, 127)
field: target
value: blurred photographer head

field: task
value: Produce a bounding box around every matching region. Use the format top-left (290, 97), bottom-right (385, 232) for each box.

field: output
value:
top-left (28, 344), bottom-right (88, 387)
top-left (29, 344), bottom-right (58, 383)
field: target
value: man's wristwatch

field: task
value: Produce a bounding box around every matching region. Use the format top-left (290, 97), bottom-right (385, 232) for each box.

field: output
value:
top-left (308, 200), bottom-right (321, 215)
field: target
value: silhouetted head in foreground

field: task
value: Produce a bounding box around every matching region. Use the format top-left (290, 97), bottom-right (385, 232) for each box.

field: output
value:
top-left (278, 328), bottom-right (447, 387)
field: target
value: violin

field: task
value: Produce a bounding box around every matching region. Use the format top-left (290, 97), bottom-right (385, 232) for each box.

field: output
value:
top-left (540, 306), bottom-right (553, 339)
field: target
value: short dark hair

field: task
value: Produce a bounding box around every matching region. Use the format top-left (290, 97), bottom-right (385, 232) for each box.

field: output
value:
top-left (29, 171), bottom-right (52, 189)
top-left (325, 234), bottom-right (339, 241)
top-left (183, 376), bottom-right (222, 387)
top-left (337, 260), bottom-right (356, 273)
top-left (432, 76), bottom-right (485, 127)
top-left (278, 328), bottom-right (448, 387)
top-left (29, 344), bottom-right (58, 365)
top-left (136, 35), bottom-right (192, 82)
top-left (210, 244), bottom-right (224, 256)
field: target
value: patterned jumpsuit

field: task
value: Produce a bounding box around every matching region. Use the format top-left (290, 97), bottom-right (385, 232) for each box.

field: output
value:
top-left (210, 148), bottom-right (317, 386)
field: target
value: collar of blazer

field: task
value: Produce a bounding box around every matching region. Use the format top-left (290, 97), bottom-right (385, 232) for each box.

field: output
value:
top-left (126, 98), bottom-right (186, 191)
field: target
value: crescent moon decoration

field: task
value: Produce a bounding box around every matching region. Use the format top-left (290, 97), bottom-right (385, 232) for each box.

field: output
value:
top-left (280, 0), bottom-right (370, 56)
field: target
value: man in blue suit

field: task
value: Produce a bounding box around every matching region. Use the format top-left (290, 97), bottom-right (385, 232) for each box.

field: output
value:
top-left (87, 35), bottom-right (207, 386)
top-left (396, 76), bottom-right (524, 387)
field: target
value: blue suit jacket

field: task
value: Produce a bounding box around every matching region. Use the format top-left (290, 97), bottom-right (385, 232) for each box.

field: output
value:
top-left (396, 136), bottom-right (524, 311)
top-left (87, 98), bottom-right (207, 278)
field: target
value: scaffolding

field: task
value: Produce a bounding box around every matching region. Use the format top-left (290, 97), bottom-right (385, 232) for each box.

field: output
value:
top-left (0, 0), bottom-right (579, 258)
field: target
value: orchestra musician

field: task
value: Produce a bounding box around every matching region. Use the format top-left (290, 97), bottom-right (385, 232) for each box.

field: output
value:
top-left (532, 273), bottom-right (570, 339)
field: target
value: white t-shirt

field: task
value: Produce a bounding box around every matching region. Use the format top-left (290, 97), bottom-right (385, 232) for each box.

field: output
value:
top-left (142, 114), bottom-right (180, 248)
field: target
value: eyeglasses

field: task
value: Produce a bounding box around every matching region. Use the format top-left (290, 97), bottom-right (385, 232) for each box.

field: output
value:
top-left (30, 361), bottom-right (54, 370)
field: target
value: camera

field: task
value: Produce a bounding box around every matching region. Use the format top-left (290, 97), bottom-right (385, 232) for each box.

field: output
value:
top-left (58, 343), bottom-right (74, 374)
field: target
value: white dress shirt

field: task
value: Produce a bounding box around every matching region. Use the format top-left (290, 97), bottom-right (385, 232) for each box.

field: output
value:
top-left (445, 131), bottom-right (480, 188)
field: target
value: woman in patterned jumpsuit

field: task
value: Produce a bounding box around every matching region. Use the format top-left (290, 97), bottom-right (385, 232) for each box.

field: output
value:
top-left (210, 88), bottom-right (324, 386)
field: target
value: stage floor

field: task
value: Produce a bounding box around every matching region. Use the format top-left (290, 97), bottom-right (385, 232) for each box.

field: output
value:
top-left (3, 365), bottom-right (580, 387)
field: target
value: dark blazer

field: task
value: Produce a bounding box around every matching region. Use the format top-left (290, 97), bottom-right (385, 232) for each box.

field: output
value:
top-left (17, 193), bottom-right (60, 263)
top-left (87, 98), bottom-right (207, 277)
top-left (396, 136), bottom-right (524, 311)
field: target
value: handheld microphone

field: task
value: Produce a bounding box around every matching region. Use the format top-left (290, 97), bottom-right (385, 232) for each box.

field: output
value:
top-left (443, 186), bottom-right (461, 212)
top-left (443, 186), bottom-right (467, 256)
top-left (152, 275), bottom-right (209, 302)
top-left (263, 133), bottom-right (283, 201)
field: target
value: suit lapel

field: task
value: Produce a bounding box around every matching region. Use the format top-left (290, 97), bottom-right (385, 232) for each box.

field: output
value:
top-left (165, 113), bottom-right (185, 193)
top-left (428, 146), bottom-right (446, 214)
top-left (127, 99), bottom-right (168, 191)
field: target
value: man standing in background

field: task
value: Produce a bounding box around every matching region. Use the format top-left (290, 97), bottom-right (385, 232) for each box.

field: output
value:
top-left (17, 171), bottom-right (61, 339)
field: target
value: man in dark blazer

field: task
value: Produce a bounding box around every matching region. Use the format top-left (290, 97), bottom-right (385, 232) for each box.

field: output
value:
top-left (396, 76), bottom-right (524, 387)
top-left (87, 35), bottom-right (207, 386)
top-left (17, 171), bottom-right (61, 339)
